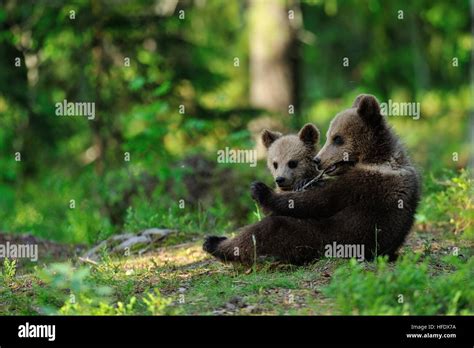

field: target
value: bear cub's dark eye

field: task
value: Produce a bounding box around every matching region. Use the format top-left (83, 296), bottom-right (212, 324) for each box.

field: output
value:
top-left (333, 135), bottom-right (344, 145)
top-left (288, 160), bottom-right (298, 169)
top-left (273, 162), bottom-right (278, 169)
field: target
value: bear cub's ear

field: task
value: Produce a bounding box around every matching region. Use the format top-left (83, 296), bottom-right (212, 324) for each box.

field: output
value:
top-left (261, 129), bottom-right (282, 148)
top-left (298, 123), bottom-right (320, 146)
top-left (354, 94), bottom-right (381, 125)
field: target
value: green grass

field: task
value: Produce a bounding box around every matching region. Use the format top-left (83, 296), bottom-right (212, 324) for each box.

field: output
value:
top-left (324, 254), bottom-right (474, 315)
top-left (417, 169), bottom-right (473, 238)
top-left (0, 170), bottom-right (472, 316)
top-left (1, 239), bottom-right (472, 316)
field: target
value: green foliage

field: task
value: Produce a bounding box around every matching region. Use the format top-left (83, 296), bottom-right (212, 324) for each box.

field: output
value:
top-left (417, 169), bottom-right (473, 238)
top-left (35, 262), bottom-right (176, 315)
top-left (301, 0), bottom-right (470, 101)
top-left (253, 203), bottom-right (262, 222)
top-left (0, 0), bottom-right (471, 317)
top-left (36, 262), bottom-right (113, 314)
top-left (0, 0), bottom-right (470, 245)
top-left (324, 255), bottom-right (474, 315)
top-left (0, 258), bottom-right (17, 285)
top-left (142, 289), bottom-right (176, 315)
top-left (122, 192), bottom-right (233, 235)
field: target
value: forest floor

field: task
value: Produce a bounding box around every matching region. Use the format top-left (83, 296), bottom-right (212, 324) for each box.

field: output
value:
top-left (1, 226), bottom-right (473, 315)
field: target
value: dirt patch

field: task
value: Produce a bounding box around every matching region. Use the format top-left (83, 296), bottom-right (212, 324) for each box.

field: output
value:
top-left (0, 232), bottom-right (84, 269)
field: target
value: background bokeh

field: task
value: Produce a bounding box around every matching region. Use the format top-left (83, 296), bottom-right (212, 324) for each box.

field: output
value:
top-left (0, 0), bottom-right (472, 244)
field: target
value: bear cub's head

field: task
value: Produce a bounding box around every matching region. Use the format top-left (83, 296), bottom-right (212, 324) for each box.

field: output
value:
top-left (314, 94), bottom-right (397, 175)
top-left (262, 123), bottom-right (320, 191)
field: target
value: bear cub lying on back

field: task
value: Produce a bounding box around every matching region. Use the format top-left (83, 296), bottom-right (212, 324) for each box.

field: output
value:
top-left (204, 95), bottom-right (420, 265)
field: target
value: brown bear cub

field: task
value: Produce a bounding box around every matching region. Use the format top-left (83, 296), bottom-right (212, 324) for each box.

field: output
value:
top-left (262, 123), bottom-right (321, 192)
top-left (203, 95), bottom-right (420, 265)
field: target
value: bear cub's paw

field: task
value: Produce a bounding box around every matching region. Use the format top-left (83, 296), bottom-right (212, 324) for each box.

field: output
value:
top-left (294, 178), bottom-right (310, 192)
top-left (203, 235), bottom-right (227, 255)
top-left (250, 181), bottom-right (272, 204)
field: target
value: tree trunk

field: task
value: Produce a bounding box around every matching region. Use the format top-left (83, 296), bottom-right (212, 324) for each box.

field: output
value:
top-left (248, 0), bottom-right (297, 114)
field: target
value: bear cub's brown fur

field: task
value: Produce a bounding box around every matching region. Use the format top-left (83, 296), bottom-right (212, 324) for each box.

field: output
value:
top-left (262, 123), bottom-right (320, 192)
top-left (203, 95), bottom-right (420, 265)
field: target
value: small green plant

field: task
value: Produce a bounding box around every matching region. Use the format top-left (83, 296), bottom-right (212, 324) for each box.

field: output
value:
top-left (115, 297), bottom-right (137, 315)
top-left (253, 203), bottom-right (262, 222)
top-left (36, 262), bottom-right (113, 315)
top-left (422, 238), bottom-right (433, 256)
top-left (142, 289), bottom-right (176, 315)
top-left (1, 258), bottom-right (17, 284)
